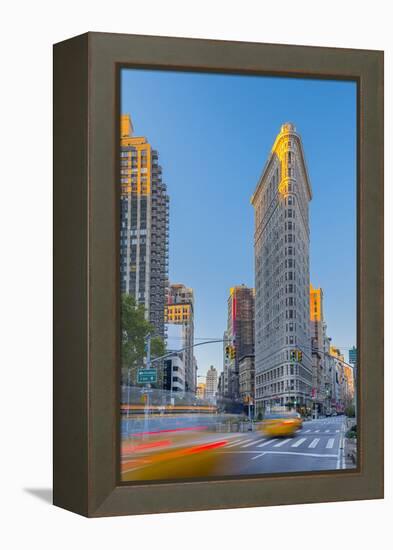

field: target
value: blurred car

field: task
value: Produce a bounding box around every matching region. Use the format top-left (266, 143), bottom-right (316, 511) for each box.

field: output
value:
top-left (122, 438), bottom-right (229, 481)
top-left (259, 412), bottom-right (300, 437)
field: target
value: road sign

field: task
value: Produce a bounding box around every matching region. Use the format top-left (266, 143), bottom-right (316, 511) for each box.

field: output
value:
top-left (137, 368), bottom-right (157, 384)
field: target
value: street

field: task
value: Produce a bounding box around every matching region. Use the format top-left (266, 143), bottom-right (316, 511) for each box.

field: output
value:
top-left (121, 416), bottom-right (352, 481)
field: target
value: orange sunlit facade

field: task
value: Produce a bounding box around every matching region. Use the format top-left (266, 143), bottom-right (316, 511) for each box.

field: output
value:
top-left (310, 284), bottom-right (322, 321)
top-left (164, 303), bottom-right (192, 324)
top-left (120, 114), bottom-right (152, 196)
top-left (330, 345), bottom-right (344, 361)
top-left (344, 364), bottom-right (355, 400)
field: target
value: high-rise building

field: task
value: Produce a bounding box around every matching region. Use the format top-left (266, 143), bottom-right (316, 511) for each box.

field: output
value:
top-left (348, 345), bottom-right (357, 416)
top-left (239, 355), bottom-right (255, 403)
top-left (322, 325), bottom-right (333, 414)
top-left (120, 114), bottom-right (169, 340)
top-left (205, 365), bottom-right (218, 400)
top-left (165, 283), bottom-right (196, 392)
top-left (330, 345), bottom-right (354, 411)
top-left (252, 123), bottom-right (313, 412)
top-left (225, 285), bottom-right (255, 400)
top-left (310, 284), bottom-right (327, 413)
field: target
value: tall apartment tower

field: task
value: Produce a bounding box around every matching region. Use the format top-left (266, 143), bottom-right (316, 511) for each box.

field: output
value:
top-left (225, 285), bottom-right (255, 400)
top-left (120, 114), bottom-right (169, 340)
top-left (251, 123), bottom-right (312, 412)
top-left (165, 283), bottom-right (196, 393)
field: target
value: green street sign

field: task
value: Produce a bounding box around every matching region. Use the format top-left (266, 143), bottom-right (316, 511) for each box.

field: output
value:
top-left (137, 368), bottom-right (157, 384)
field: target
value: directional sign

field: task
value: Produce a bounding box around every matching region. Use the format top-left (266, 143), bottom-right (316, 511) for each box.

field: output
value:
top-left (137, 368), bottom-right (157, 384)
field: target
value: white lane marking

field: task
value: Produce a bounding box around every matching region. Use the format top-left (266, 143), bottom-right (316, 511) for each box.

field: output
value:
top-left (309, 438), bottom-right (320, 448)
top-left (241, 439), bottom-right (265, 448)
top-left (274, 438), bottom-right (291, 447)
top-left (336, 430), bottom-right (340, 433)
top-left (257, 439), bottom-right (277, 447)
top-left (314, 430), bottom-right (320, 433)
top-left (291, 437), bottom-right (306, 448)
top-left (251, 452), bottom-right (266, 460)
top-left (304, 429), bottom-right (311, 433)
top-left (325, 430), bottom-right (330, 433)
top-left (326, 438), bottom-right (335, 449)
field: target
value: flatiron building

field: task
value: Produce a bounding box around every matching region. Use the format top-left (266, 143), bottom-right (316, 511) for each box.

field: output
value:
top-left (251, 123), bottom-right (312, 411)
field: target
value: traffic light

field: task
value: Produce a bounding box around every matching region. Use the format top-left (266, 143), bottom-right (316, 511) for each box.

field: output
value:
top-left (225, 346), bottom-right (230, 359)
top-left (297, 350), bottom-right (303, 363)
top-left (230, 346), bottom-right (236, 360)
top-left (290, 350), bottom-right (296, 361)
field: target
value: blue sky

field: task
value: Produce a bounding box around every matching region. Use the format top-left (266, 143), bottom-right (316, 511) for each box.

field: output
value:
top-left (121, 69), bottom-right (357, 376)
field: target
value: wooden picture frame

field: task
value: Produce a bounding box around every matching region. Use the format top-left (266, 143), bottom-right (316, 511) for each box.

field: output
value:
top-left (53, 32), bottom-right (383, 517)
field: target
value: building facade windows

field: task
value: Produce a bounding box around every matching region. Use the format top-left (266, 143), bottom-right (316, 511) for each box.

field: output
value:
top-left (251, 123), bottom-right (312, 413)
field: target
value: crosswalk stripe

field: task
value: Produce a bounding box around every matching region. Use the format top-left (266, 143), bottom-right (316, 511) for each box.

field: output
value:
top-left (336, 430), bottom-right (340, 433)
top-left (314, 430), bottom-right (320, 433)
top-left (258, 439), bottom-right (277, 447)
top-left (234, 438), bottom-right (255, 446)
top-left (291, 437), bottom-right (306, 447)
top-left (325, 430), bottom-right (330, 433)
top-left (241, 439), bottom-right (264, 448)
top-left (274, 438), bottom-right (291, 447)
top-left (225, 439), bottom-right (245, 448)
top-left (304, 429), bottom-right (311, 433)
top-left (309, 438), bottom-right (320, 448)
top-left (326, 438), bottom-right (335, 449)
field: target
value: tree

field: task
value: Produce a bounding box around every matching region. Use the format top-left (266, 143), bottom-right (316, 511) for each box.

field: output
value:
top-left (121, 294), bottom-right (165, 386)
top-left (345, 404), bottom-right (356, 418)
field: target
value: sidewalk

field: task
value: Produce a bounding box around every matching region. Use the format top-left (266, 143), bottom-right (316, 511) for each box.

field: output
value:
top-left (343, 417), bottom-right (357, 468)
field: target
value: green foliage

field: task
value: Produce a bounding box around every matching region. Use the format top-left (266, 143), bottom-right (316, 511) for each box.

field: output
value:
top-left (346, 424), bottom-right (357, 439)
top-left (256, 410), bottom-right (264, 421)
top-left (345, 404), bottom-right (356, 418)
top-left (121, 294), bottom-right (165, 385)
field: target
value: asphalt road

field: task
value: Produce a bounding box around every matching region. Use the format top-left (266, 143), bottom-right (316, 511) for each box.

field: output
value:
top-left (213, 416), bottom-right (348, 475)
top-left (121, 416), bottom-right (353, 481)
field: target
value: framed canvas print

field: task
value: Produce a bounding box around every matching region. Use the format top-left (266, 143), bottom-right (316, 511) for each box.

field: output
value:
top-left (53, 32), bottom-right (383, 517)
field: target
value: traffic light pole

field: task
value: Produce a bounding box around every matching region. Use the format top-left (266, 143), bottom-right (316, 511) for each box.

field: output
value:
top-left (149, 338), bottom-right (230, 365)
top-left (145, 332), bottom-right (151, 369)
top-left (138, 338), bottom-right (230, 437)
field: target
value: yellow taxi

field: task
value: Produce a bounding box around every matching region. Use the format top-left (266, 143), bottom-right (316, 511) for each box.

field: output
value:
top-left (259, 411), bottom-right (301, 437)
